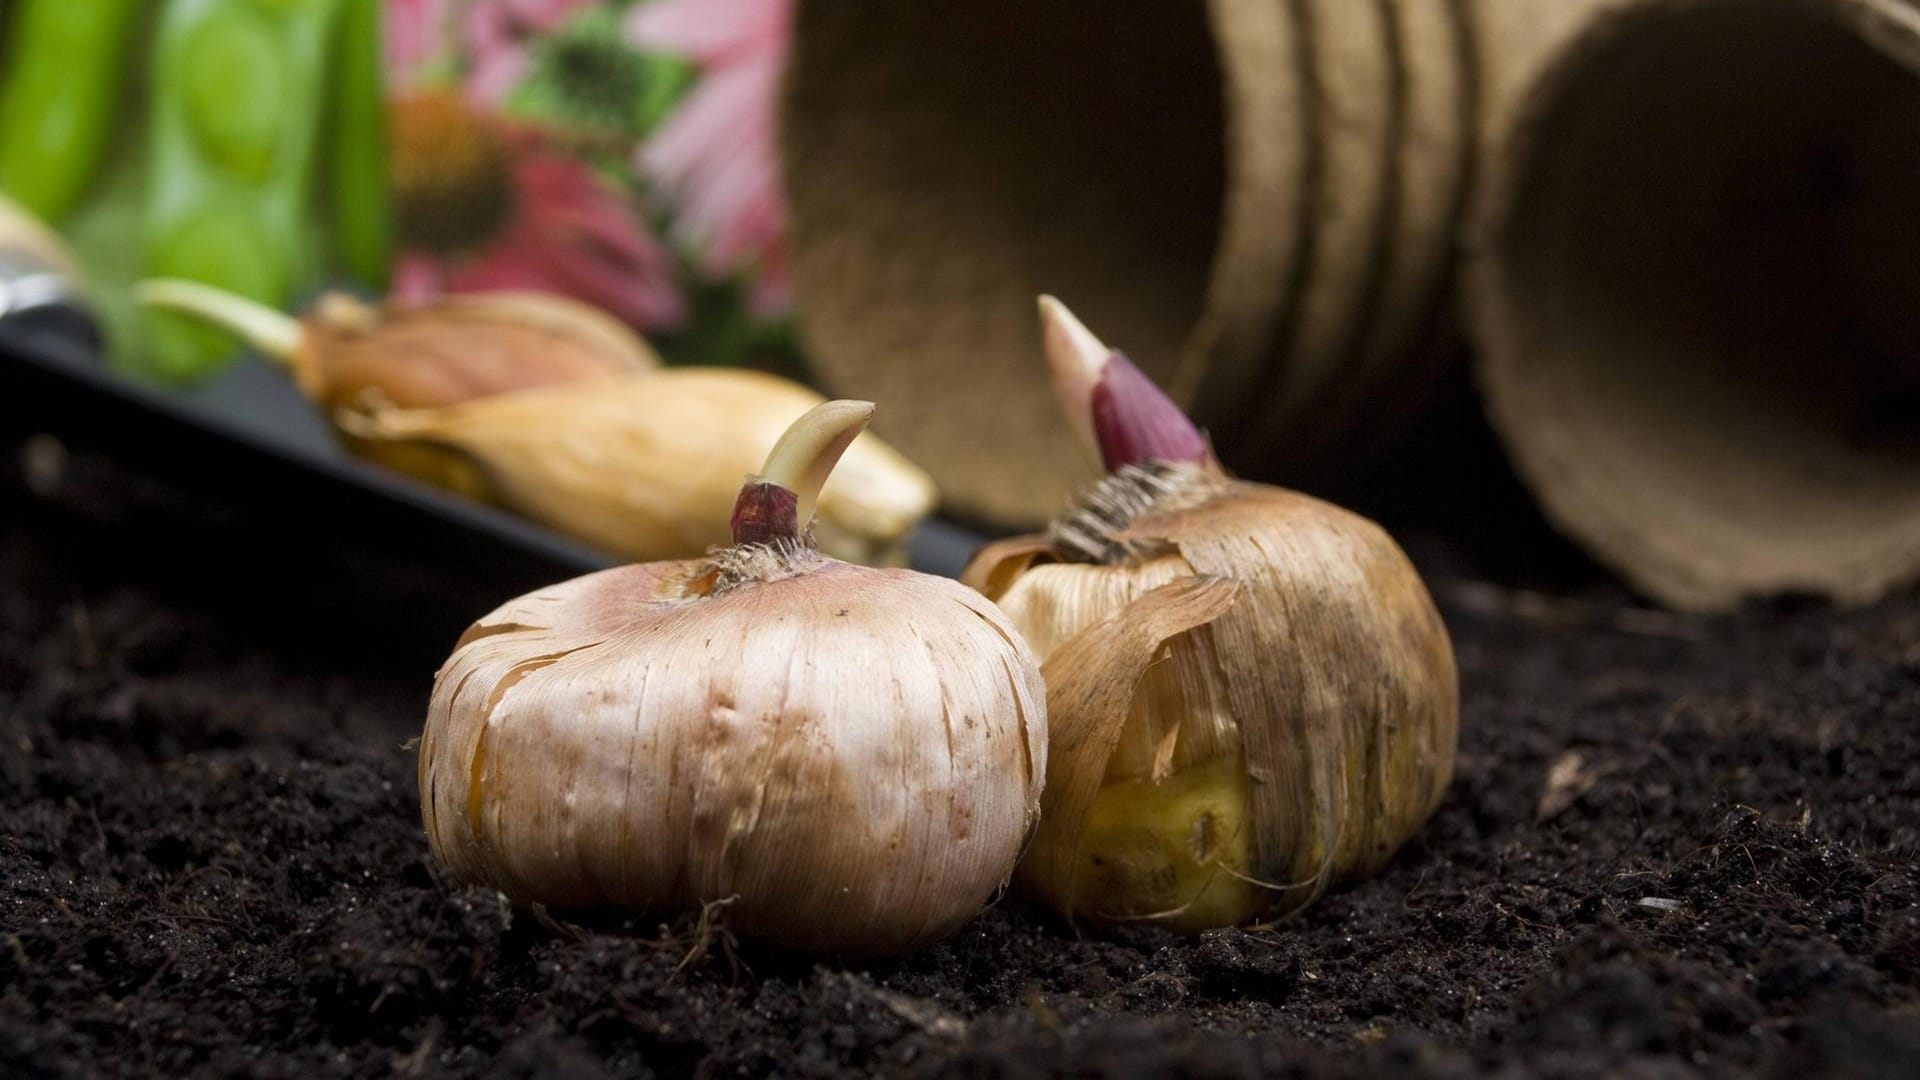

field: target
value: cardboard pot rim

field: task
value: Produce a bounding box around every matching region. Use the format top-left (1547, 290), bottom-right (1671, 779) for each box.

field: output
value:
top-left (1467, 0), bottom-right (1920, 610)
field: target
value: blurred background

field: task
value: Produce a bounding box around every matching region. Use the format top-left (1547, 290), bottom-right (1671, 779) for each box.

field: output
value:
top-left (1, 0), bottom-right (1917, 650)
top-left (10, 0), bottom-right (795, 375)
top-left (1, 0), bottom-right (825, 656)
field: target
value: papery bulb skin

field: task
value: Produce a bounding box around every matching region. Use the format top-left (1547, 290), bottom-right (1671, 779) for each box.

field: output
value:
top-left (418, 403), bottom-right (1044, 955)
top-left (974, 464), bottom-right (1456, 931)
top-left (966, 298), bottom-right (1458, 932)
top-left (294, 290), bottom-right (658, 410)
top-left (135, 278), bottom-right (657, 412)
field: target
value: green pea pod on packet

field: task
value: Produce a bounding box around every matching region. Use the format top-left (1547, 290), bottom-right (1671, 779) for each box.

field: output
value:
top-left (0, 1), bottom-right (140, 223)
top-left (141, 0), bottom-right (346, 381)
top-left (327, 0), bottom-right (390, 290)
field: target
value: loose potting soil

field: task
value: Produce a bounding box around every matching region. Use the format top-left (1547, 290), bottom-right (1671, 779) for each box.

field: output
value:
top-left (2, 448), bottom-right (1917, 1079)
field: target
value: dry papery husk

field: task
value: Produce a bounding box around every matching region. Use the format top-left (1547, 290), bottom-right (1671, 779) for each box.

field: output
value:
top-left (421, 530), bottom-right (1047, 954)
top-left (136, 279), bottom-right (658, 412)
top-left (340, 369), bottom-right (938, 566)
top-left (965, 462), bottom-right (1458, 930)
top-left (1468, 0), bottom-right (1920, 609)
top-left (783, 0), bottom-right (1474, 525)
top-left (291, 291), bottom-right (658, 411)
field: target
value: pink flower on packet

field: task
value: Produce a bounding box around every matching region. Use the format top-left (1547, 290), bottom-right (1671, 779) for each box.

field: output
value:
top-left (393, 131), bottom-right (687, 332)
top-left (385, 0), bottom-right (450, 82)
top-left (628, 0), bottom-right (794, 317)
top-left (464, 0), bottom-right (596, 105)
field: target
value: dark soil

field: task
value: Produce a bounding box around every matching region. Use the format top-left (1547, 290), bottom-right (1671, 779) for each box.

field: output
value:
top-left (3, 453), bottom-right (1919, 1079)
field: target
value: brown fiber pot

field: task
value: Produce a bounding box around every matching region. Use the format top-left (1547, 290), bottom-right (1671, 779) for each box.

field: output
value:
top-left (783, 0), bottom-right (1472, 525)
top-left (1246, 0), bottom-right (1479, 469)
top-left (1468, 0), bottom-right (1920, 610)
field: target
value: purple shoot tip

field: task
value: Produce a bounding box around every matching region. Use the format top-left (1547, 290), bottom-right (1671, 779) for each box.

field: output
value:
top-left (1037, 295), bottom-right (1210, 473)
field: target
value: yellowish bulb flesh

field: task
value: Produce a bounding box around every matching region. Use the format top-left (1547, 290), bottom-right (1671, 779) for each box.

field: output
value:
top-left (1075, 753), bottom-right (1258, 933)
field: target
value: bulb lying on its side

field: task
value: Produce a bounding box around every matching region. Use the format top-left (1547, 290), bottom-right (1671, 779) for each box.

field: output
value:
top-left (136, 280), bottom-right (938, 566)
top-left (964, 297), bottom-right (1459, 932)
top-left (419, 400), bottom-right (1046, 955)
top-left (135, 278), bottom-right (657, 410)
top-left (338, 368), bottom-right (938, 567)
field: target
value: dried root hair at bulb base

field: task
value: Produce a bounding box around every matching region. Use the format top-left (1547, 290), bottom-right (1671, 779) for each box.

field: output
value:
top-left (334, 367), bottom-right (938, 567)
top-left (134, 278), bottom-right (657, 412)
top-left (418, 400), bottom-right (1047, 955)
top-left (963, 296), bottom-right (1458, 933)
